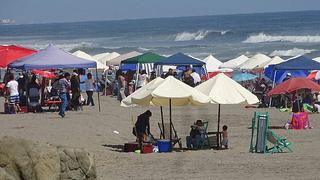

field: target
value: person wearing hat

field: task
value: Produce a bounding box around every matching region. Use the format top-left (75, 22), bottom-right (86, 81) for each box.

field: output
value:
top-left (283, 73), bottom-right (292, 82)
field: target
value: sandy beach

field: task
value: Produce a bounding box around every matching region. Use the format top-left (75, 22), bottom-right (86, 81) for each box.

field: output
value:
top-left (0, 95), bottom-right (320, 179)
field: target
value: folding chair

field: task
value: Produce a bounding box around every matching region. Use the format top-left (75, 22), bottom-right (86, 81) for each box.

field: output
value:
top-left (267, 130), bottom-right (293, 153)
top-left (158, 122), bottom-right (182, 149)
top-left (199, 121), bottom-right (210, 149)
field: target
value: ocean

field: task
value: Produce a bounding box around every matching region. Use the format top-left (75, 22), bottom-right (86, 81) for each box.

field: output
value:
top-left (1, 10), bottom-right (320, 61)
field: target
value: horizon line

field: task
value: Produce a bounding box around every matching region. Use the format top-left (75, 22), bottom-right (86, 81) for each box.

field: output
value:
top-left (9, 9), bottom-right (320, 26)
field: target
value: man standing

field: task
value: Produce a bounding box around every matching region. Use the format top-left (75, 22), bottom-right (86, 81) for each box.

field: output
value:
top-left (58, 72), bottom-right (71, 118)
top-left (190, 69), bottom-right (201, 86)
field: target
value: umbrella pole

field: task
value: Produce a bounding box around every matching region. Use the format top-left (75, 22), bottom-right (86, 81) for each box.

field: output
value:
top-left (217, 104), bottom-right (221, 149)
top-left (169, 99), bottom-right (172, 141)
top-left (160, 106), bottom-right (165, 139)
top-left (95, 68), bottom-right (101, 112)
top-left (269, 70), bottom-right (277, 107)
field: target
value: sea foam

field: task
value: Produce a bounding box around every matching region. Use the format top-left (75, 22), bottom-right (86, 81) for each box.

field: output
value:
top-left (243, 33), bottom-right (320, 43)
top-left (270, 48), bottom-right (316, 56)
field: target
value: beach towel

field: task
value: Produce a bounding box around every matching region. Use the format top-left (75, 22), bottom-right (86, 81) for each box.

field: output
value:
top-left (291, 112), bottom-right (310, 130)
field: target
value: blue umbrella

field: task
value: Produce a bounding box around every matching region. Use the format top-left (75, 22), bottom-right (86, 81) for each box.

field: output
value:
top-left (232, 73), bottom-right (258, 82)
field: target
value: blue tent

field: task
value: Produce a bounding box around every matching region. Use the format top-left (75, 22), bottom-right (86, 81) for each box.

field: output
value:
top-left (9, 44), bottom-right (96, 70)
top-left (154, 53), bottom-right (205, 66)
top-left (274, 55), bottom-right (320, 70)
top-left (232, 72), bottom-right (258, 82)
top-left (264, 65), bottom-right (309, 84)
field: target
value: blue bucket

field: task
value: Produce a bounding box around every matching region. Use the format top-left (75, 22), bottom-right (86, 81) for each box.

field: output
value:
top-left (157, 139), bottom-right (172, 153)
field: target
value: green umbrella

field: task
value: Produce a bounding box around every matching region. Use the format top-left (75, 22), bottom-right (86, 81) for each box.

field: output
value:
top-left (121, 52), bottom-right (165, 64)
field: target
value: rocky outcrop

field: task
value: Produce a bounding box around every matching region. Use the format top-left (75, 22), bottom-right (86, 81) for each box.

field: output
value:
top-left (0, 136), bottom-right (96, 180)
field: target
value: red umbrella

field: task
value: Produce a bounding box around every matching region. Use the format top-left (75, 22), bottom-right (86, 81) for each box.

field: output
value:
top-left (0, 45), bottom-right (37, 68)
top-left (267, 77), bottom-right (320, 96)
top-left (307, 71), bottom-right (317, 80)
top-left (32, 69), bottom-right (56, 79)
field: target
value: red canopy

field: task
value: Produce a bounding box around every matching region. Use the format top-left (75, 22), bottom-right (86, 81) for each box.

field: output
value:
top-left (267, 77), bottom-right (320, 96)
top-left (32, 69), bottom-right (56, 79)
top-left (0, 45), bottom-right (37, 68)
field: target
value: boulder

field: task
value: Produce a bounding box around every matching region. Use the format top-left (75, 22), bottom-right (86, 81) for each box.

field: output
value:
top-left (0, 136), bottom-right (96, 180)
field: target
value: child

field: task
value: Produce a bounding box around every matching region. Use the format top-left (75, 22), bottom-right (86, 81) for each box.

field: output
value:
top-left (222, 125), bottom-right (229, 149)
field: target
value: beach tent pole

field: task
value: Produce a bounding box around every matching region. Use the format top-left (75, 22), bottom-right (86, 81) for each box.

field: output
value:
top-left (135, 63), bottom-right (140, 91)
top-left (169, 99), bottom-right (172, 141)
top-left (217, 104), bottom-right (221, 149)
top-left (160, 106), bottom-right (165, 139)
top-left (95, 68), bottom-right (101, 112)
top-left (269, 70), bottom-right (277, 107)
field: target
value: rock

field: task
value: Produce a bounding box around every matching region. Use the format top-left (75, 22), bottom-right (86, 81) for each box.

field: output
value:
top-left (0, 136), bottom-right (96, 180)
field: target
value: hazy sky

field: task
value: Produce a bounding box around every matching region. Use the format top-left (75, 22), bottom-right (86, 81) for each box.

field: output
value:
top-left (1, 0), bottom-right (320, 24)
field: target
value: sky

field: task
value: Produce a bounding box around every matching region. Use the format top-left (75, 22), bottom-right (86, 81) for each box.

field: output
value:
top-left (1, 0), bottom-right (320, 24)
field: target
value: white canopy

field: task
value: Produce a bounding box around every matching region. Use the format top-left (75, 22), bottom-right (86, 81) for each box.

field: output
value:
top-left (264, 56), bottom-right (284, 68)
top-left (195, 73), bottom-right (259, 104)
top-left (203, 55), bottom-right (222, 72)
top-left (93, 52), bottom-right (109, 61)
top-left (239, 53), bottom-right (272, 70)
top-left (313, 57), bottom-right (320, 63)
top-left (107, 51), bottom-right (142, 66)
top-left (220, 55), bottom-right (249, 69)
top-left (97, 52), bottom-right (120, 65)
top-left (121, 76), bottom-right (210, 107)
top-left (72, 50), bottom-right (106, 69)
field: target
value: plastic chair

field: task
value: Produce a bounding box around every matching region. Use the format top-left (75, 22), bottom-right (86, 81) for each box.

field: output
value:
top-left (267, 130), bottom-right (293, 153)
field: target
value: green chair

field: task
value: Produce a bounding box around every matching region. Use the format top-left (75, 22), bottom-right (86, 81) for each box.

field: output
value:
top-left (267, 130), bottom-right (293, 153)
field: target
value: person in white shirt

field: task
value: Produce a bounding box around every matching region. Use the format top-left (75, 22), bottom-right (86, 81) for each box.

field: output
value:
top-left (85, 73), bottom-right (95, 106)
top-left (136, 70), bottom-right (149, 89)
top-left (190, 69), bottom-right (201, 85)
top-left (5, 73), bottom-right (20, 113)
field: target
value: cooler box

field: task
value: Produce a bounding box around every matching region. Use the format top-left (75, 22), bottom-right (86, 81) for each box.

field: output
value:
top-left (157, 139), bottom-right (172, 153)
top-left (124, 142), bottom-right (139, 152)
top-left (142, 144), bottom-right (153, 154)
top-left (20, 106), bottom-right (28, 113)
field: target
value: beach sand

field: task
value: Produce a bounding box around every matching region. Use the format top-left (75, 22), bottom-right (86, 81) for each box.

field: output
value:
top-left (1, 95), bottom-right (320, 179)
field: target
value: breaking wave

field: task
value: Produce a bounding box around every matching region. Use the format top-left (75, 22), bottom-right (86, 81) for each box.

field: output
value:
top-left (174, 30), bottom-right (229, 41)
top-left (243, 33), bottom-right (320, 43)
top-left (270, 48), bottom-right (316, 57)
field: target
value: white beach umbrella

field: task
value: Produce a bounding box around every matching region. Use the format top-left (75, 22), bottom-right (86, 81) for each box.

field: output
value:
top-left (264, 56), bottom-right (284, 68)
top-left (220, 55), bottom-right (249, 69)
top-left (203, 55), bottom-right (222, 72)
top-left (196, 73), bottom-right (259, 148)
top-left (121, 76), bottom-right (210, 140)
top-left (72, 50), bottom-right (106, 69)
top-left (239, 53), bottom-right (272, 70)
top-left (107, 51), bottom-right (142, 66)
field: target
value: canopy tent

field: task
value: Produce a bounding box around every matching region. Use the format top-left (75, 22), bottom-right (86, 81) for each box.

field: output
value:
top-left (263, 56), bottom-right (284, 68)
top-left (93, 52), bottom-right (109, 61)
top-left (196, 73), bottom-right (259, 148)
top-left (154, 52), bottom-right (205, 66)
top-left (0, 45), bottom-right (37, 68)
top-left (232, 72), bottom-right (258, 82)
top-left (121, 52), bottom-right (164, 64)
top-left (273, 55), bottom-right (320, 70)
top-left (107, 51), bottom-right (142, 66)
top-left (307, 71), bottom-right (320, 80)
top-left (239, 53), bottom-right (271, 70)
top-left (121, 76), bottom-right (210, 140)
top-left (267, 77), bottom-right (320, 96)
top-left (220, 55), bottom-right (249, 69)
top-left (9, 44), bottom-right (97, 70)
top-left (313, 57), bottom-right (320, 63)
top-left (202, 55), bottom-right (222, 72)
top-left (72, 50), bottom-right (106, 69)
top-left (96, 52), bottom-right (120, 65)
top-left (8, 44), bottom-right (100, 111)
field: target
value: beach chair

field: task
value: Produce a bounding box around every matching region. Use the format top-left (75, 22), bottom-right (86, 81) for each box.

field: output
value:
top-left (198, 121), bottom-right (210, 149)
top-left (158, 122), bottom-right (182, 149)
top-left (267, 130), bottom-right (293, 153)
